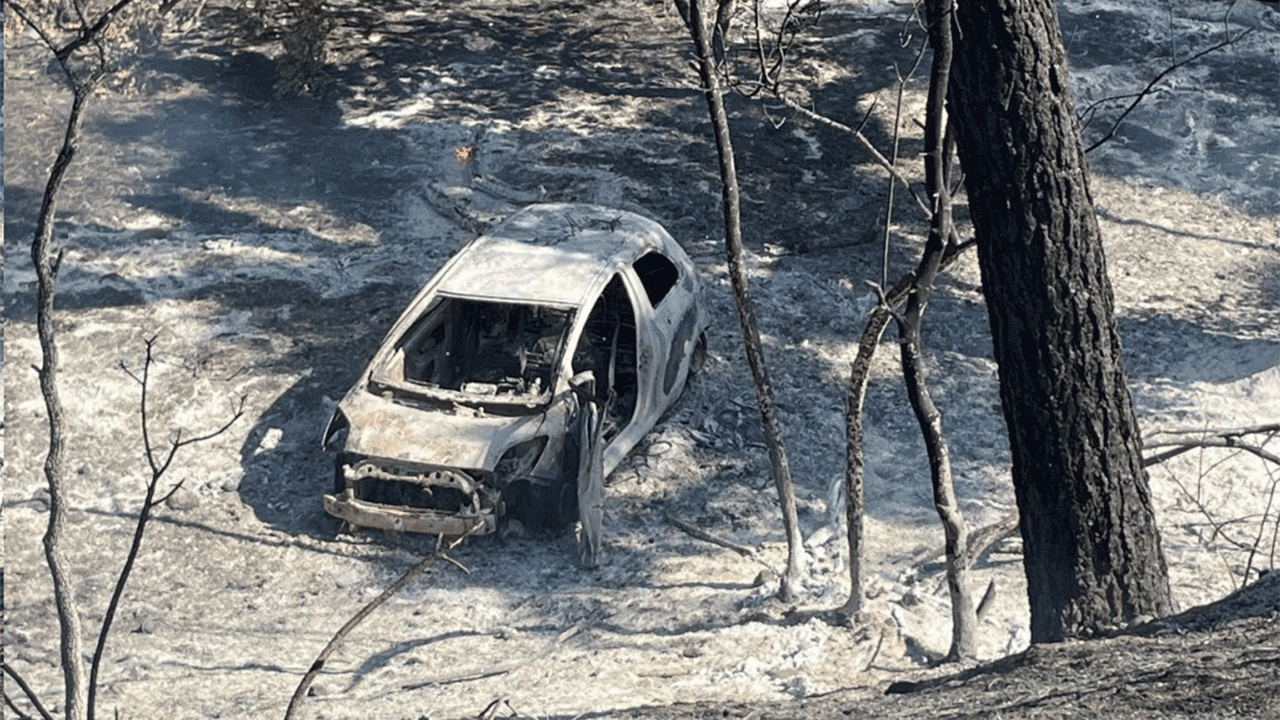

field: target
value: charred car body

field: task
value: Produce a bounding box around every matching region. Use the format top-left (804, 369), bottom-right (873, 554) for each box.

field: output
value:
top-left (322, 204), bottom-right (709, 545)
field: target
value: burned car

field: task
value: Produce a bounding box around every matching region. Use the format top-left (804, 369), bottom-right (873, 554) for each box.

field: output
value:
top-left (322, 204), bottom-right (709, 554)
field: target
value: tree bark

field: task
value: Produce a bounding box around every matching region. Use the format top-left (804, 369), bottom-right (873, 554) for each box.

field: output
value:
top-left (842, 240), bottom-right (972, 619)
top-left (687, 0), bottom-right (806, 599)
top-left (947, 0), bottom-right (1173, 641)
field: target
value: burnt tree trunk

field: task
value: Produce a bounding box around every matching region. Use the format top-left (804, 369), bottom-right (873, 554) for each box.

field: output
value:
top-left (893, 0), bottom-right (976, 659)
top-left (34, 81), bottom-right (95, 720)
top-left (686, 0), bottom-right (806, 599)
top-left (947, 0), bottom-right (1173, 641)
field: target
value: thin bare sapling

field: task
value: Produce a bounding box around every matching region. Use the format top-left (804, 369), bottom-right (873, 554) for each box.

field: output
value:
top-left (681, 0), bottom-right (808, 600)
top-left (1145, 423), bottom-right (1280, 588)
top-left (1, 3), bottom-right (235, 718)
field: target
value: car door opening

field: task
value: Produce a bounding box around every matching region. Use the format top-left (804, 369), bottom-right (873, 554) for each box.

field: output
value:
top-left (574, 274), bottom-right (639, 441)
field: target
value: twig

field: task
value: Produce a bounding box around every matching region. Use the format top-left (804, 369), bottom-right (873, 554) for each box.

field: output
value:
top-left (54, 0), bottom-right (149, 63)
top-left (401, 614), bottom-right (601, 691)
top-left (1267, 460), bottom-right (1280, 572)
top-left (1155, 462), bottom-right (1241, 589)
top-left (89, 340), bottom-right (245, 720)
top-left (1, 663), bottom-right (56, 720)
top-left (4, 0), bottom-right (68, 62)
top-left (665, 511), bottom-right (759, 559)
top-left (1145, 439), bottom-right (1280, 468)
top-left (772, 94), bottom-right (932, 218)
top-left (477, 697), bottom-right (507, 720)
top-left (861, 626), bottom-right (888, 672)
top-left (1246, 461), bottom-right (1280, 580)
top-left (1146, 422), bottom-right (1280, 439)
top-left (5, 693), bottom-right (37, 720)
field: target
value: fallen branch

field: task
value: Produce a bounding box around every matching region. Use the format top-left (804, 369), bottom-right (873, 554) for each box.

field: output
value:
top-left (401, 615), bottom-right (601, 691)
top-left (665, 511), bottom-right (759, 559)
top-left (1147, 422), bottom-right (1280, 587)
top-left (1147, 422), bottom-right (1280, 438)
top-left (284, 530), bottom-right (479, 719)
top-left (1143, 423), bottom-right (1280, 468)
top-left (862, 626), bottom-right (888, 672)
top-left (915, 511), bottom-right (1021, 569)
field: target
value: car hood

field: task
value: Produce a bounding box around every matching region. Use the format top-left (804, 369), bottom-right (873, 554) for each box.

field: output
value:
top-left (338, 388), bottom-right (562, 471)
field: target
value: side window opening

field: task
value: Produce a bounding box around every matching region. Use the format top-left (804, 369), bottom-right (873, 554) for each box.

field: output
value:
top-left (573, 274), bottom-right (638, 441)
top-left (633, 251), bottom-right (680, 307)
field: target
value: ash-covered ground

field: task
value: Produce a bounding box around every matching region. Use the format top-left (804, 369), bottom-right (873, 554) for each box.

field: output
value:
top-left (4, 0), bottom-right (1278, 718)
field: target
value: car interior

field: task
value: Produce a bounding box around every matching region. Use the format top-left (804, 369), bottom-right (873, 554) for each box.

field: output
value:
top-left (399, 297), bottom-right (572, 398)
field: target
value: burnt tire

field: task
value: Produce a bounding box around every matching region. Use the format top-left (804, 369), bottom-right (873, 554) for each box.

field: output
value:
top-left (689, 331), bottom-right (709, 376)
top-left (503, 478), bottom-right (578, 533)
top-left (332, 455), bottom-right (350, 495)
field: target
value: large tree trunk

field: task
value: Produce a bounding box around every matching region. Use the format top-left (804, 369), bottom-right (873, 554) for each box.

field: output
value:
top-left (946, 0), bottom-right (1173, 641)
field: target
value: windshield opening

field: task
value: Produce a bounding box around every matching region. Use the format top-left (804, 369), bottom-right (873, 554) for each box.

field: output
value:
top-left (387, 296), bottom-right (573, 402)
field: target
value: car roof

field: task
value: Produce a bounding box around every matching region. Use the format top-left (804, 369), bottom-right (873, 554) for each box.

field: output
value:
top-left (436, 203), bottom-right (674, 307)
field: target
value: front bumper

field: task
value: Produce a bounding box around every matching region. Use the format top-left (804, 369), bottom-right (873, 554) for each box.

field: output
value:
top-left (324, 490), bottom-right (497, 535)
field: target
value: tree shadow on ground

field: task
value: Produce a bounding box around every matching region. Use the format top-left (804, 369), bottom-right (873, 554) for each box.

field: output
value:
top-left (9, 0), bottom-right (1269, 610)
top-left (1120, 312), bottom-right (1280, 384)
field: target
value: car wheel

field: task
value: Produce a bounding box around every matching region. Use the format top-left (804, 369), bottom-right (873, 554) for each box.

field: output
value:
top-left (688, 331), bottom-right (709, 376)
top-left (332, 454), bottom-right (354, 495)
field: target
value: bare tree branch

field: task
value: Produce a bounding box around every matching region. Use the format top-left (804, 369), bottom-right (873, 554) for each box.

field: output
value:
top-left (841, 238), bottom-right (973, 619)
top-left (770, 94), bottom-right (933, 218)
top-left (1, 663), bottom-right (56, 720)
top-left (1083, 29), bottom-right (1253, 153)
top-left (5, 0), bottom-right (69, 62)
top-left (1144, 424), bottom-right (1280, 467)
top-left (88, 341), bottom-right (245, 720)
top-left (1246, 460), bottom-right (1279, 579)
top-left (54, 0), bottom-right (146, 63)
top-left (1146, 422), bottom-right (1280, 439)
